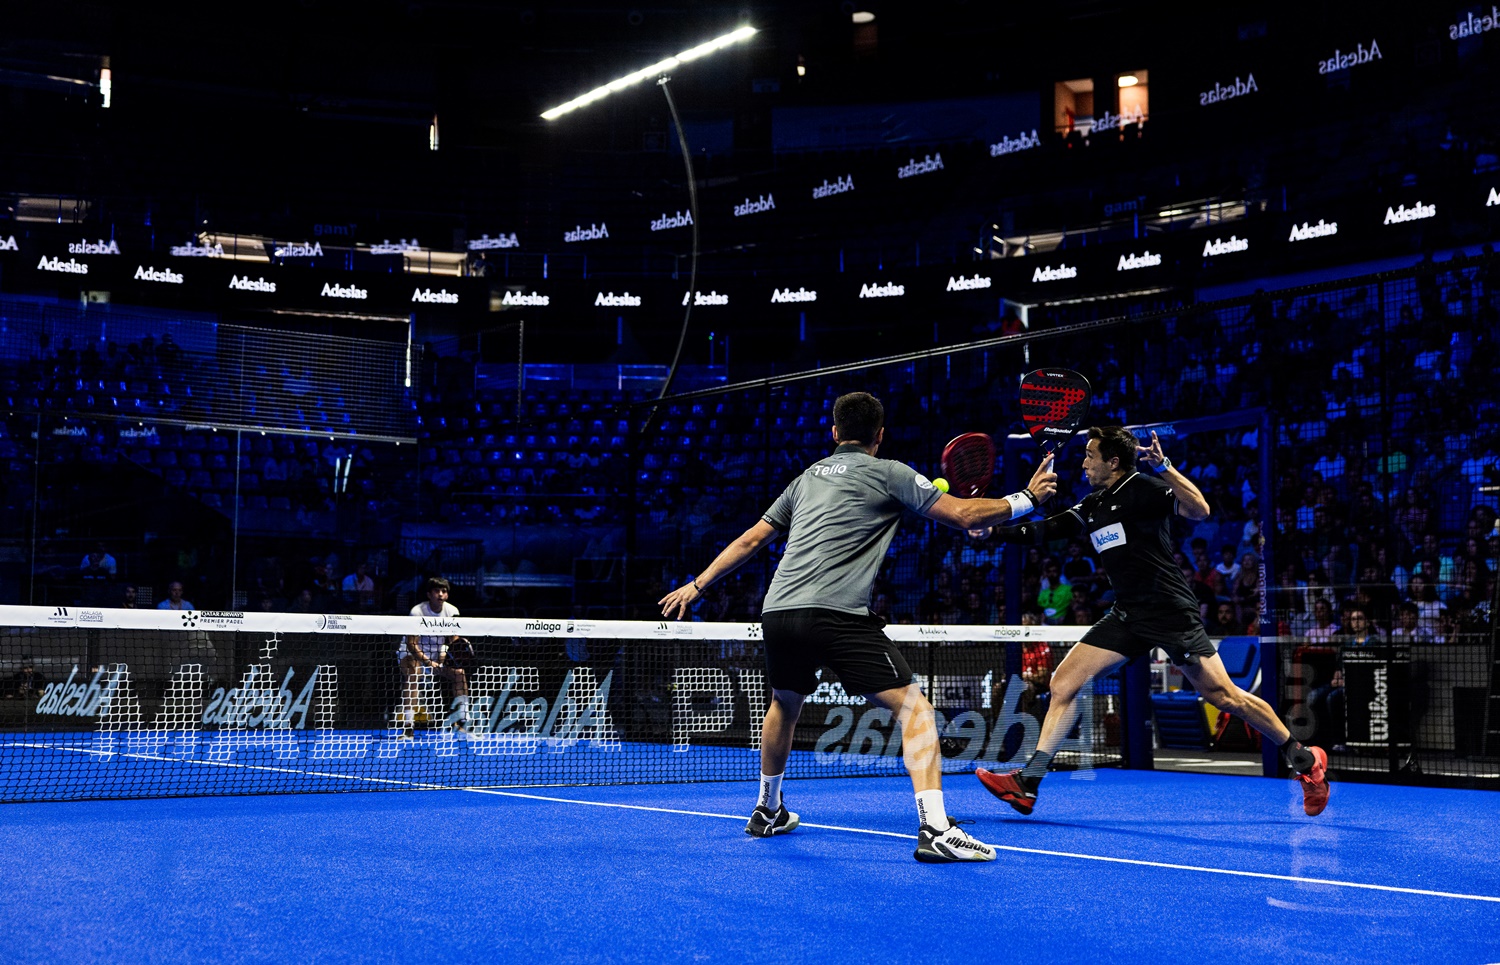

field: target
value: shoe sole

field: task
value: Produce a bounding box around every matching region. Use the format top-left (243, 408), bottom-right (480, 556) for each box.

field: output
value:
top-left (913, 846), bottom-right (996, 863)
top-left (744, 813), bottom-right (800, 837)
top-left (1300, 747), bottom-right (1331, 815)
top-left (976, 769), bottom-right (1036, 815)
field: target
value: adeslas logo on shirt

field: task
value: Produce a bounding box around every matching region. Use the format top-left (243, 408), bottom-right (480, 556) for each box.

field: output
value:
top-left (1090, 523), bottom-right (1128, 553)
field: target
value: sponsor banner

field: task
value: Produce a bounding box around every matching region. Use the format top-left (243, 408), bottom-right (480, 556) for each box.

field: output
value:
top-left (467, 232), bottom-right (520, 250)
top-left (1451, 5), bottom-right (1500, 40)
top-left (896, 153), bottom-right (944, 179)
top-left (1201, 234), bottom-right (1250, 257)
top-left (0, 234), bottom-right (17, 254)
top-left (1318, 39), bottom-right (1383, 74)
top-left (1288, 219), bottom-right (1339, 242)
top-left (989, 130), bottom-right (1040, 157)
top-left (944, 273), bottom-right (993, 293)
top-left (1200, 73), bottom-right (1259, 107)
top-left (1382, 200), bottom-right (1437, 226)
top-left (1030, 263), bottom-right (1078, 283)
top-left (0, 604), bottom-right (1090, 641)
top-left (1116, 250), bottom-right (1163, 272)
top-left (811, 175), bottom-right (855, 199)
top-left (563, 223), bottom-right (609, 243)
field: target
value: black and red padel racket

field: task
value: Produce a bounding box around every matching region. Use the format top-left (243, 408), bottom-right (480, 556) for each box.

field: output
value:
top-left (940, 432), bottom-right (996, 499)
top-left (1019, 368), bottom-right (1092, 453)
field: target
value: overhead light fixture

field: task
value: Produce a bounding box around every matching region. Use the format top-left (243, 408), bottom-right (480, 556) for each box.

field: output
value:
top-left (540, 25), bottom-right (757, 120)
top-left (99, 65), bottom-right (112, 109)
top-left (1117, 74), bottom-right (1139, 88)
top-left (796, 55), bottom-right (806, 77)
top-left (852, 11), bottom-right (875, 23)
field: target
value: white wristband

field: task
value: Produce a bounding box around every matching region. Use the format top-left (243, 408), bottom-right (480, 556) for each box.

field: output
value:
top-left (1004, 491), bottom-right (1035, 519)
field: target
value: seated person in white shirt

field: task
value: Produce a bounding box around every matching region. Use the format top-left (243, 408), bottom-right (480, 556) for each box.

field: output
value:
top-left (398, 577), bottom-right (473, 735)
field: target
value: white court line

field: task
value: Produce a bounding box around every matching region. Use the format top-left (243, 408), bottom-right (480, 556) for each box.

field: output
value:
top-left (11, 743), bottom-right (1500, 904)
top-left (466, 788), bottom-right (1500, 903)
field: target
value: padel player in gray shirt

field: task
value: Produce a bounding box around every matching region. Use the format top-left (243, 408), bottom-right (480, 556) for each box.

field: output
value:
top-left (660, 391), bottom-right (1057, 863)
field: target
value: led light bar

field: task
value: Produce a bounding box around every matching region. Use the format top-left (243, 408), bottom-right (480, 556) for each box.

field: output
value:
top-left (540, 25), bottom-right (757, 121)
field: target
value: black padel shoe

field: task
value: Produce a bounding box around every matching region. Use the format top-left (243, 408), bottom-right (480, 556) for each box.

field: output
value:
top-left (745, 802), bottom-right (800, 837)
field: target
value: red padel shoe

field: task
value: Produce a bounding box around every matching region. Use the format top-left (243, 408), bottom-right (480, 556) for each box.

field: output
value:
top-left (976, 767), bottom-right (1038, 815)
top-left (1299, 745), bottom-right (1330, 816)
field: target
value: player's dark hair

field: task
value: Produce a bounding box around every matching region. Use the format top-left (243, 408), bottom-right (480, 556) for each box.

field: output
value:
top-left (833, 392), bottom-right (884, 445)
top-left (422, 576), bottom-right (451, 595)
top-left (1088, 425), bottom-right (1137, 470)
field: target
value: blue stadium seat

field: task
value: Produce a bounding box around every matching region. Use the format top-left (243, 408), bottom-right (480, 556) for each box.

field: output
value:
top-left (1150, 691), bottom-right (1212, 750)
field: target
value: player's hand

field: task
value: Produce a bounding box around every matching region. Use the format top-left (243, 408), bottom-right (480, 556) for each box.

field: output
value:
top-left (658, 583), bottom-right (701, 620)
top-left (1028, 451), bottom-right (1058, 503)
top-left (1136, 430), bottom-right (1165, 469)
top-left (966, 527), bottom-right (993, 539)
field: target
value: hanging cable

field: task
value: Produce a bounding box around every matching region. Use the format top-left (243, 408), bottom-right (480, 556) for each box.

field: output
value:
top-left (638, 75), bottom-right (699, 437)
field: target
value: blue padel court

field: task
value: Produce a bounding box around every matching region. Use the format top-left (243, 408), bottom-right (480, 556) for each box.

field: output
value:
top-left (3, 769), bottom-right (1497, 965)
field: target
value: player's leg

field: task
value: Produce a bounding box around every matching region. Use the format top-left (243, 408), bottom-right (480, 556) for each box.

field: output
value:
top-left (977, 642), bottom-right (1126, 814)
top-left (864, 680), bottom-right (994, 862)
top-left (434, 665), bottom-right (471, 732)
top-left (759, 688), bottom-right (804, 783)
top-left (747, 611), bottom-right (813, 837)
top-left (397, 654), bottom-right (421, 736)
top-left (1178, 650), bottom-right (1330, 815)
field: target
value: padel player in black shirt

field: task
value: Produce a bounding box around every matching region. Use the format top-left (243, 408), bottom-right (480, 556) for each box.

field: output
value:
top-left (975, 426), bottom-right (1331, 817)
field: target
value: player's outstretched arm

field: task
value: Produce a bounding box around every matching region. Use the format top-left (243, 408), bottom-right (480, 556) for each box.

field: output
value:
top-left (659, 519), bottom-right (781, 620)
top-left (1136, 430), bottom-right (1210, 520)
top-left (924, 452), bottom-right (1057, 531)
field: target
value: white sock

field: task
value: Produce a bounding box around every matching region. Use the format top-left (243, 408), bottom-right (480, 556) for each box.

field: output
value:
top-left (758, 772), bottom-right (783, 810)
top-left (402, 706), bottom-right (415, 725)
top-left (915, 789), bottom-right (950, 831)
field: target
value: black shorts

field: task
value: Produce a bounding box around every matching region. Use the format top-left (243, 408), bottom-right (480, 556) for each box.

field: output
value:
top-left (760, 607), bottom-right (913, 696)
top-left (1082, 604), bottom-right (1216, 667)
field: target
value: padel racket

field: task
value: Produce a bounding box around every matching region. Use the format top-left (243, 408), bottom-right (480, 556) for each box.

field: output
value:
top-left (1020, 369), bottom-right (1092, 452)
top-left (940, 432), bottom-right (996, 498)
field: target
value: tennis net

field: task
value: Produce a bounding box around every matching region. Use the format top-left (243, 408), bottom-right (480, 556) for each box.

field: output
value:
top-left (0, 607), bottom-right (1121, 802)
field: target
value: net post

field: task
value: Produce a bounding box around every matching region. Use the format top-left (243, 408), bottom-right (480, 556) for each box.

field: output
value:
top-left (1257, 407), bottom-right (1282, 779)
top-left (1118, 653), bottom-right (1153, 769)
